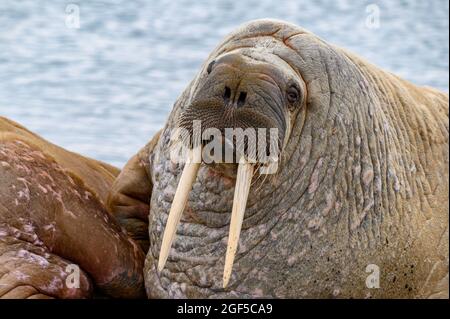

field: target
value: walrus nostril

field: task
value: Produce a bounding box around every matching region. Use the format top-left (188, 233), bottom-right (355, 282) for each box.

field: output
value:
top-left (223, 86), bottom-right (231, 104)
top-left (237, 92), bottom-right (247, 108)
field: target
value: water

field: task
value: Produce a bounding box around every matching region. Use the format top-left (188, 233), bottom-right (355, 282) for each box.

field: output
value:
top-left (0, 0), bottom-right (448, 167)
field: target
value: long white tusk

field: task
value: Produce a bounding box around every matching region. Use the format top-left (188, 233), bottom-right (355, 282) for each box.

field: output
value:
top-left (158, 147), bottom-right (201, 272)
top-left (223, 158), bottom-right (254, 288)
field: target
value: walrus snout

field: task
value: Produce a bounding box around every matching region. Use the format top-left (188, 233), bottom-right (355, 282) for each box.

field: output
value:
top-left (178, 50), bottom-right (302, 165)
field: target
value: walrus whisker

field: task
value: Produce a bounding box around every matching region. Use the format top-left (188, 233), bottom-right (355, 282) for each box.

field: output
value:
top-left (250, 163), bottom-right (263, 188)
top-left (254, 168), bottom-right (270, 193)
top-left (223, 158), bottom-right (254, 288)
top-left (158, 146), bottom-right (201, 272)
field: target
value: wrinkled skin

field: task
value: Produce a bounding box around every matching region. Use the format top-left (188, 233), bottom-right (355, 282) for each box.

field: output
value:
top-left (0, 117), bottom-right (145, 299)
top-left (110, 19), bottom-right (448, 298)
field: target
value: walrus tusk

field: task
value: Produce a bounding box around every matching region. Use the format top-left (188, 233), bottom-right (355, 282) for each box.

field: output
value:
top-left (158, 147), bottom-right (201, 272)
top-left (223, 158), bottom-right (254, 288)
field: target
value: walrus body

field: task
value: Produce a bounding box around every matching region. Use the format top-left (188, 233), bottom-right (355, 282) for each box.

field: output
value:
top-left (0, 117), bottom-right (145, 298)
top-left (108, 19), bottom-right (449, 298)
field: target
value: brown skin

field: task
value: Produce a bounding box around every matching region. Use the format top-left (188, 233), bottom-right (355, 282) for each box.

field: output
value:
top-left (109, 19), bottom-right (448, 298)
top-left (0, 116), bottom-right (145, 298)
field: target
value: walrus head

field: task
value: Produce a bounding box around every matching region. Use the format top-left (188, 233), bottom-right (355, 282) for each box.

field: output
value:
top-left (158, 46), bottom-right (307, 287)
top-left (179, 49), bottom-right (306, 157)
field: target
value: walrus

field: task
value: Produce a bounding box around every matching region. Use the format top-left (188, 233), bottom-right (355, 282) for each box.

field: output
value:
top-left (108, 19), bottom-right (449, 298)
top-left (0, 116), bottom-right (145, 298)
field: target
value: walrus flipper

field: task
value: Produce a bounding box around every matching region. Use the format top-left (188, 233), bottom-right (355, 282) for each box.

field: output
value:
top-left (107, 130), bottom-right (161, 252)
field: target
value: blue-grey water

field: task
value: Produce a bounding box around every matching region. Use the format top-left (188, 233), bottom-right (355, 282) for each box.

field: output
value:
top-left (0, 0), bottom-right (448, 167)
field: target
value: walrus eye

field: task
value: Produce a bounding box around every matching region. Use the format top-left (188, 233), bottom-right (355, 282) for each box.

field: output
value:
top-left (207, 60), bottom-right (216, 74)
top-left (287, 84), bottom-right (300, 104)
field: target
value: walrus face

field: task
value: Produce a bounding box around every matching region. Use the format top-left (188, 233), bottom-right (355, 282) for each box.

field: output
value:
top-left (158, 48), bottom-right (306, 287)
top-left (178, 49), bottom-right (305, 166)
